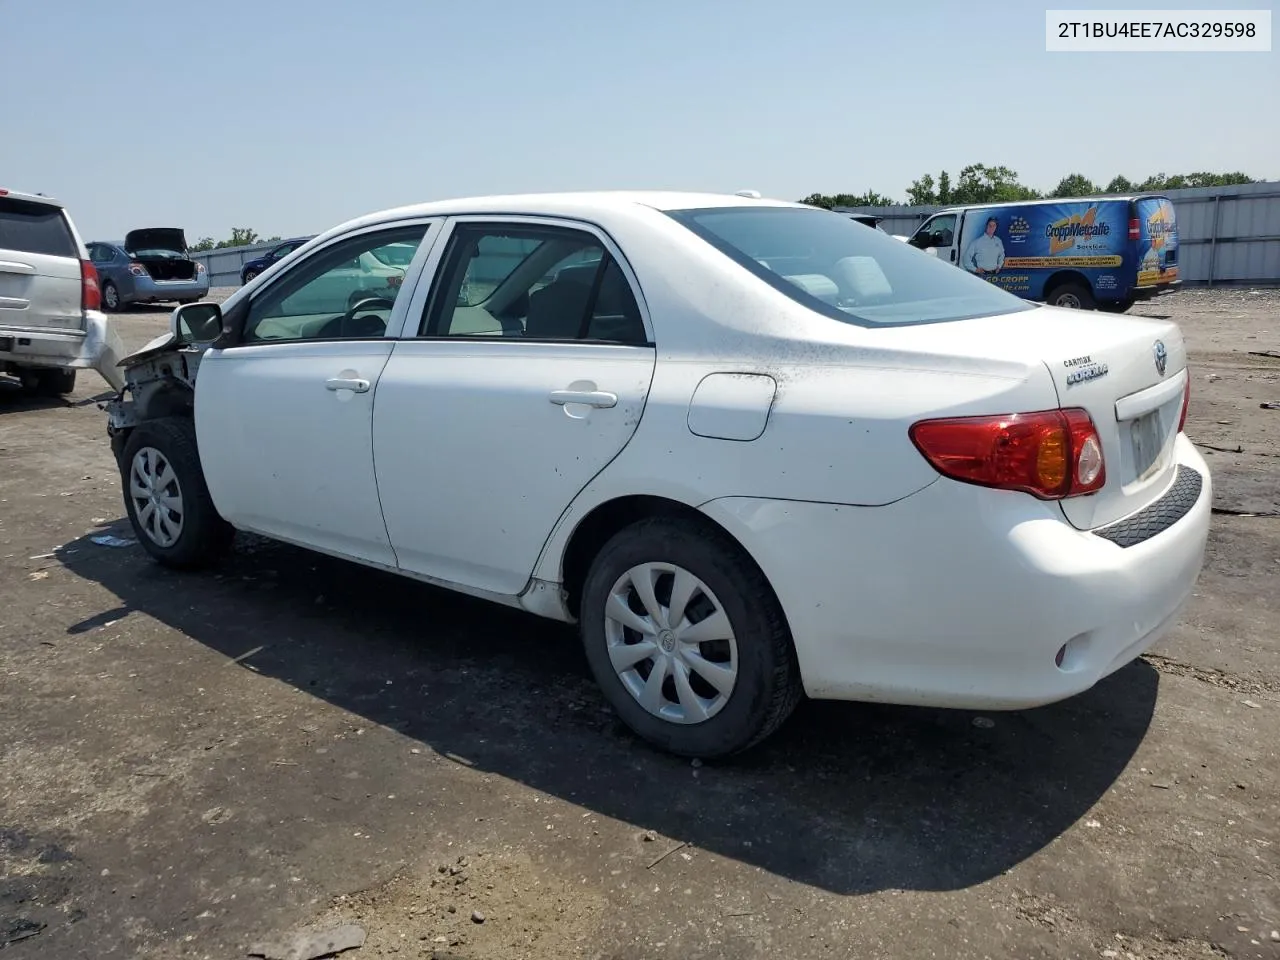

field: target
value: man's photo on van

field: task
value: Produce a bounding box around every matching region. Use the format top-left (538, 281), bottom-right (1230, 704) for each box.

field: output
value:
top-left (963, 216), bottom-right (1006, 275)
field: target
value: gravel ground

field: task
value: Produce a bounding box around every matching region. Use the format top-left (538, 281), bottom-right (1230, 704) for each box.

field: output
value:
top-left (1, 287), bottom-right (1278, 960)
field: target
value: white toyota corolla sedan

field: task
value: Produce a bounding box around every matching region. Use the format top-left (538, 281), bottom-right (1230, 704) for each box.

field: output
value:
top-left (103, 191), bottom-right (1211, 758)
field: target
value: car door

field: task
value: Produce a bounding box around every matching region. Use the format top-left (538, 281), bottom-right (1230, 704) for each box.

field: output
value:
top-left (908, 213), bottom-right (959, 265)
top-left (373, 216), bottom-right (656, 595)
top-left (193, 220), bottom-right (440, 567)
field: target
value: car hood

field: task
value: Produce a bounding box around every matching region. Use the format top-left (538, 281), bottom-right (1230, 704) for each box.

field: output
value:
top-left (125, 228), bottom-right (187, 253)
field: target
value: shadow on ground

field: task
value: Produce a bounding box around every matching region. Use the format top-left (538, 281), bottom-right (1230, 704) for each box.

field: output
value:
top-left (57, 525), bottom-right (1157, 896)
top-left (0, 377), bottom-right (114, 413)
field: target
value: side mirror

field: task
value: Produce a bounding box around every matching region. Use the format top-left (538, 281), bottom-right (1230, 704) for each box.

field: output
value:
top-left (172, 302), bottom-right (224, 346)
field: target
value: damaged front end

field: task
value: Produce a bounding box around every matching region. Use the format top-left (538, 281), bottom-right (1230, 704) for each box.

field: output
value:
top-left (104, 328), bottom-right (208, 467)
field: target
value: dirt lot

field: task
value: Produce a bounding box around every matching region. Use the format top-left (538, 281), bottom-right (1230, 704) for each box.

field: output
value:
top-left (2, 288), bottom-right (1278, 960)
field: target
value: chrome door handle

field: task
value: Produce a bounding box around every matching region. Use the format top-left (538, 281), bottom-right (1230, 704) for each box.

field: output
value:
top-left (549, 389), bottom-right (617, 409)
top-left (326, 377), bottom-right (370, 393)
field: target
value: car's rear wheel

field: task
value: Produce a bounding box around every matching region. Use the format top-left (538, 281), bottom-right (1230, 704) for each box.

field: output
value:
top-left (1046, 282), bottom-right (1096, 310)
top-left (35, 368), bottom-right (76, 396)
top-left (579, 517), bottom-right (802, 758)
top-left (102, 281), bottom-right (121, 312)
top-left (120, 417), bottom-right (233, 569)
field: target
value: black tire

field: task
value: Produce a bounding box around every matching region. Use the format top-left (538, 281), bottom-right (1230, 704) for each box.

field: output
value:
top-left (35, 368), bottom-right (76, 396)
top-left (1098, 299), bottom-right (1134, 314)
top-left (579, 516), bottom-right (802, 759)
top-left (120, 417), bottom-right (234, 569)
top-left (102, 281), bottom-right (122, 312)
top-left (242, 268), bottom-right (260, 285)
top-left (1046, 282), bottom-right (1096, 310)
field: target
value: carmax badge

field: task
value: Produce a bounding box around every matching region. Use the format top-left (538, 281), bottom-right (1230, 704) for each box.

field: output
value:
top-left (1063, 354), bottom-right (1109, 386)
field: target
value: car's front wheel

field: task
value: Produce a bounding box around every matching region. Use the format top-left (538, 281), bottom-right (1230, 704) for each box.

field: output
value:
top-left (242, 268), bottom-right (260, 284)
top-left (579, 517), bottom-right (802, 758)
top-left (120, 417), bottom-right (234, 568)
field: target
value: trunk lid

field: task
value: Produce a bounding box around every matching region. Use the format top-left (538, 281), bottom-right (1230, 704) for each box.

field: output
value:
top-left (0, 194), bottom-right (84, 332)
top-left (867, 304), bottom-right (1188, 529)
top-left (125, 228), bottom-right (188, 254)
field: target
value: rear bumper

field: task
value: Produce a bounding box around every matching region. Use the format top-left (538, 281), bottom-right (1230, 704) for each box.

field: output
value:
top-left (124, 275), bottom-right (210, 304)
top-left (0, 312), bottom-right (126, 391)
top-left (1131, 280), bottom-right (1180, 301)
top-left (699, 434), bottom-right (1211, 710)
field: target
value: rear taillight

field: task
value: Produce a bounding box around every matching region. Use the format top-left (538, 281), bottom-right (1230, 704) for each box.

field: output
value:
top-left (909, 408), bottom-right (1106, 500)
top-left (128, 261), bottom-right (148, 277)
top-left (196, 262), bottom-right (206, 274)
top-left (80, 260), bottom-right (101, 311)
top-left (1128, 218), bottom-right (1141, 241)
top-left (1178, 370), bottom-right (1191, 433)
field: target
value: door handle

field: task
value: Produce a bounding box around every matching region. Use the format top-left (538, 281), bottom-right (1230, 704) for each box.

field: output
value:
top-left (326, 377), bottom-right (370, 393)
top-left (549, 389), bottom-right (617, 409)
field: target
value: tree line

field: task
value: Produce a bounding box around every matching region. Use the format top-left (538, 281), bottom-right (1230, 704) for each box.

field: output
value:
top-left (189, 228), bottom-right (281, 252)
top-left (800, 165), bottom-right (1259, 209)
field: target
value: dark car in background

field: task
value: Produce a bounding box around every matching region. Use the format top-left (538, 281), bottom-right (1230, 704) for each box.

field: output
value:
top-left (88, 229), bottom-right (209, 311)
top-left (239, 236), bottom-right (314, 285)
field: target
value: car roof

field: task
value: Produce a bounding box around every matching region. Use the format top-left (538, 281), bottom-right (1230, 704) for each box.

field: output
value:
top-left (0, 187), bottom-right (64, 207)
top-left (329, 190), bottom-right (804, 233)
top-left (934, 193), bottom-right (1168, 214)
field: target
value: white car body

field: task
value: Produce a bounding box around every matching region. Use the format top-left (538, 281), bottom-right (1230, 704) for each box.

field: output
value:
top-left (104, 191), bottom-right (1211, 756)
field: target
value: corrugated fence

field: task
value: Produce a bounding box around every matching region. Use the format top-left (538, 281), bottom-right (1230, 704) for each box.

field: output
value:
top-left (193, 180), bottom-right (1280, 288)
top-left (835, 180), bottom-right (1280, 286)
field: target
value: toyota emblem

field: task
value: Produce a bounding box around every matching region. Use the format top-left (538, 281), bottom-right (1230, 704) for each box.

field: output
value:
top-left (1153, 340), bottom-right (1167, 377)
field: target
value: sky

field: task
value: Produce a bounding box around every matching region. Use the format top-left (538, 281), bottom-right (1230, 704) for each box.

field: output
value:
top-left (2, 0), bottom-right (1276, 242)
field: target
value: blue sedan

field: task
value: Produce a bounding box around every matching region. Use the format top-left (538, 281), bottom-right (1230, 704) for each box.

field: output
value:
top-left (87, 229), bottom-right (210, 311)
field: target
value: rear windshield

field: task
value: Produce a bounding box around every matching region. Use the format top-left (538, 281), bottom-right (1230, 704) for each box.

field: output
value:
top-left (0, 198), bottom-right (77, 258)
top-left (667, 206), bottom-right (1033, 326)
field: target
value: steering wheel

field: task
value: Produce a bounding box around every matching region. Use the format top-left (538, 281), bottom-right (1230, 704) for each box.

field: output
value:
top-left (320, 296), bottom-right (396, 338)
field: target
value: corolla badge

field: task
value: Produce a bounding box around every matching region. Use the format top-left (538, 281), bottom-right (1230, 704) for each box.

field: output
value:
top-left (1153, 340), bottom-right (1168, 376)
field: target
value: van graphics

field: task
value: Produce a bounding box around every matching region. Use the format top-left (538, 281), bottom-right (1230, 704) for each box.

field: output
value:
top-left (959, 201), bottom-right (1130, 277)
top-left (1135, 196), bottom-right (1179, 287)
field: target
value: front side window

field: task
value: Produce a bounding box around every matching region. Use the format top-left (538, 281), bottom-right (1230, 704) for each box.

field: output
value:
top-left (422, 224), bottom-right (645, 343)
top-left (242, 225), bottom-right (427, 342)
top-left (911, 214), bottom-right (956, 249)
top-left (668, 206), bottom-right (1029, 327)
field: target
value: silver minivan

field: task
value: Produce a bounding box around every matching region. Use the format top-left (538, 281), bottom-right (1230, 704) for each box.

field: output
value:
top-left (0, 187), bottom-right (124, 394)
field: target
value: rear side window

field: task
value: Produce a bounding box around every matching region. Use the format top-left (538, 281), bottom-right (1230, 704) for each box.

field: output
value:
top-left (0, 198), bottom-right (77, 258)
top-left (668, 205), bottom-right (1032, 327)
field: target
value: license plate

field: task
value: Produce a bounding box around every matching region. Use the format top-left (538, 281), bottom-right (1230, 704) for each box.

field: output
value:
top-left (1130, 411), bottom-right (1162, 479)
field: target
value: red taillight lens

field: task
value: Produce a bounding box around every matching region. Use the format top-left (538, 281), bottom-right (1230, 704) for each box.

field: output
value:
top-left (128, 261), bottom-right (148, 277)
top-left (1128, 218), bottom-right (1141, 241)
top-left (1177, 370), bottom-right (1191, 433)
top-left (909, 408), bottom-right (1106, 500)
top-left (80, 260), bottom-right (101, 311)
